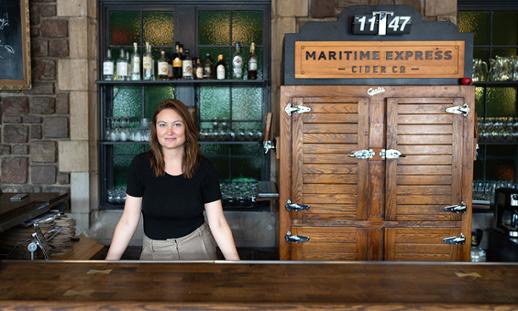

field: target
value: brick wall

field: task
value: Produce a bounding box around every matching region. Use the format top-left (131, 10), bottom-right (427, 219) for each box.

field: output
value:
top-left (0, 0), bottom-right (70, 193)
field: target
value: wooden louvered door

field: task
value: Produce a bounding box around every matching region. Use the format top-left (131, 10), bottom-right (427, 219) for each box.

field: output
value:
top-left (281, 95), bottom-right (370, 260)
top-left (384, 97), bottom-right (471, 261)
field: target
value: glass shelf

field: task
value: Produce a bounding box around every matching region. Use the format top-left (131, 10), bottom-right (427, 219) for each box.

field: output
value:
top-left (473, 81), bottom-right (518, 87)
top-left (96, 79), bottom-right (268, 86)
top-left (477, 141), bottom-right (518, 145)
top-left (99, 140), bottom-right (262, 145)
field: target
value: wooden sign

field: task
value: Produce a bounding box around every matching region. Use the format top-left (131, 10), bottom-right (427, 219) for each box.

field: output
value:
top-left (295, 41), bottom-right (465, 79)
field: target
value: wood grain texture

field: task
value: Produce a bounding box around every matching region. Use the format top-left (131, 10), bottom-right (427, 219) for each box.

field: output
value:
top-left (0, 261), bottom-right (517, 309)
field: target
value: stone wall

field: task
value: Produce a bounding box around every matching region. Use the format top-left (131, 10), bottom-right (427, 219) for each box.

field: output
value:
top-left (0, 0), bottom-right (97, 235)
top-left (0, 0), bottom-right (70, 193)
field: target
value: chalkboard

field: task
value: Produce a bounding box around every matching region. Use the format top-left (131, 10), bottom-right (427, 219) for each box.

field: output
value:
top-left (0, 0), bottom-right (31, 90)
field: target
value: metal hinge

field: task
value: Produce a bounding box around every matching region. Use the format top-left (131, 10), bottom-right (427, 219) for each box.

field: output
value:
top-left (445, 104), bottom-right (470, 117)
top-left (263, 140), bottom-right (275, 154)
top-left (442, 233), bottom-right (466, 245)
top-left (443, 202), bottom-right (467, 213)
top-left (284, 102), bottom-right (311, 116)
top-left (285, 199), bottom-right (311, 212)
top-left (285, 231), bottom-right (310, 243)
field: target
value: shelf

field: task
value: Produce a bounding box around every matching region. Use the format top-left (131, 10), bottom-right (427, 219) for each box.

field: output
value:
top-left (96, 79), bottom-right (268, 86)
top-left (477, 141), bottom-right (518, 145)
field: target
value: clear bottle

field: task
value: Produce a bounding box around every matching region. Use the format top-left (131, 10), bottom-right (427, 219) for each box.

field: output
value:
top-left (232, 42), bottom-right (243, 79)
top-left (102, 49), bottom-right (114, 80)
top-left (194, 57), bottom-right (204, 79)
top-left (247, 42), bottom-right (257, 80)
top-left (130, 42), bottom-right (141, 80)
top-left (172, 42), bottom-right (182, 79)
top-left (203, 52), bottom-right (213, 79)
top-left (142, 42), bottom-right (154, 80)
top-left (216, 54), bottom-right (226, 80)
top-left (116, 48), bottom-right (128, 81)
top-left (158, 50), bottom-right (169, 80)
top-left (182, 49), bottom-right (193, 79)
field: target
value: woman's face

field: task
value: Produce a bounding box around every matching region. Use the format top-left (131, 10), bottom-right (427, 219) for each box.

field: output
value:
top-left (155, 108), bottom-right (186, 150)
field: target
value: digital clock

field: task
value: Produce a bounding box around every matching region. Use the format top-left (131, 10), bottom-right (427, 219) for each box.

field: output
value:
top-left (353, 11), bottom-right (412, 35)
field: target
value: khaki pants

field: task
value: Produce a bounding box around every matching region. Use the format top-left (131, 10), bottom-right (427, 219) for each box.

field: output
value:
top-left (140, 223), bottom-right (218, 260)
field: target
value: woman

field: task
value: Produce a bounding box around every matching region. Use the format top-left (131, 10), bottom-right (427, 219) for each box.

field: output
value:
top-left (106, 99), bottom-right (239, 260)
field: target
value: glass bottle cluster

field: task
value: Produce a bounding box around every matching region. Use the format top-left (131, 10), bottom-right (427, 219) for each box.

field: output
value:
top-left (102, 41), bottom-right (258, 81)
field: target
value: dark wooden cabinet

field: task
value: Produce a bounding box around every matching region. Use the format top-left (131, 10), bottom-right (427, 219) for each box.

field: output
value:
top-left (280, 85), bottom-right (474, 261)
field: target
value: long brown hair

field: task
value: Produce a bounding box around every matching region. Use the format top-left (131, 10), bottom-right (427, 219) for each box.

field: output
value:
top-left (149, 99), bottom-right (199, 178)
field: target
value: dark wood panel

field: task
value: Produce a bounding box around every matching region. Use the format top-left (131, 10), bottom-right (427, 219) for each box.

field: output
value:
top-left (397, 175), bottom-right (453, 185)
top-left (304, 123), bottom-right (358, 133)
top-left (304, 154), bottom-right (358, 164)
top-left (307, 103), bottom-right (359, 113)
top-left (304, 173), bottom-right (357, 184)
top-left (397, 134), bottom-right (452, 145)
top-left (397, 124), bottom-right (452, 134)
top-left (304, 184), bottom-right (357, 194)
top-left (1, 260), bottom-right (518, 309)
top-left (303, 164), bottom-right (357, 174)
top-left (397, 165), bottom-right (452, 175)
top-left (303, 113), bottom-right (359, 123)
top-left (304, 144), bottom-right (357, 154)
top-left (397, 145), bottom-right (453, 155)
top-left (397, 155), bottom-right (452, 165)
top-left (397, 114), bottom-right (453, 124)
top-left (304, 194), bottom-right (357, 204)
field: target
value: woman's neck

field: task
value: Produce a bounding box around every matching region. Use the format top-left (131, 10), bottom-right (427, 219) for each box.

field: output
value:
top-left (162, 147), bottom-right (184, 175)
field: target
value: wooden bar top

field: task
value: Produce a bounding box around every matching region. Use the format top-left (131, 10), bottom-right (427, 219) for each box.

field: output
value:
top-left (1, 261), bottom-right (518, 309)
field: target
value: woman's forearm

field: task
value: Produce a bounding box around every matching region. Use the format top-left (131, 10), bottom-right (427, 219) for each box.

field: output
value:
top-left (106, 219), bottom-right (138, 260)
top-left (209, 220), bottom-right (240, 260)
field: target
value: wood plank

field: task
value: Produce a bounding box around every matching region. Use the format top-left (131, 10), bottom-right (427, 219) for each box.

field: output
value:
top-left (397, 124), bottom-right (452, 134)
top-left (303, 164), bottom-right (357, 174)
top-left (304, 144), bottom-right (357, 154)
top-left (307, 103), bottom-right (359, 113)
top-left (304, 194), bottom-right (357, 204)
top-left (52, 236), bottom-right (105, 260)
top-left (397, 185), bottom-right (451, 195)
top-left (303, 113), bottom-right (358, 123)
top-left (397, 165), bottom-right (452, 175)
top-left (396, 195), bottom-right (453, 205)
top-left (397, 145), bottom-right (452, 155)
top-left (397, 114), bottom-right (453, 124)
top-left (397, 175), bottom-right (452, 185)
top-left (304, 184), bottom-right (357, 194)
top-left (397, 155), bottom-right (452, 165)
top-left (397, 134), bottom-right (452, 145)
top-left (304, 174), bottom-right (357, 184)
top-left (304, 154), bottom-right (358, 164)
top-left (303, 133), bottom-right (358, 144)
top-left (397, 103), bottom-right (455, 114)
top-left (304, 123), bottom-right (358, 133)
top-left (303, 204), bottom-right (357, 214)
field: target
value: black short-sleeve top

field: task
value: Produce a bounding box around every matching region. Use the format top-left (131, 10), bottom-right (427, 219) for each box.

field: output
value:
top-left (126, 151), bottom-right (221, 239)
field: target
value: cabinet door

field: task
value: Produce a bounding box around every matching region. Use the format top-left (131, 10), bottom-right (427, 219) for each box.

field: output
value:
top-left (385, 97), bottom-right (467, 221)
top-left (280, 95), bottom-right (371, 260)
top-left (385, 227), bottom-right (463, 261)
top-left (289, 227), bottom-right (368, 260)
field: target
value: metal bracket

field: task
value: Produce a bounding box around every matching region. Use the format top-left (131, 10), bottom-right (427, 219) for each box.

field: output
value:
top-left (445, 104), bottom-right (470, 117)
top-left (442, 233), bottom-right (466, 245)
top-left (285, 199), bottom-right (311, 212)
top-left (284, 102), bottom-right (311, 116)
top-left (285, 231), bottom-right (310, 243)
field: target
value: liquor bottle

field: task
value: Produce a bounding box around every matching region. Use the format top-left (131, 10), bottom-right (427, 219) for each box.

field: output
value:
top-left (172, 42), bottom-right (182, 79)
top-left (126, 51), bottom-right (131, 80)
top-left (247, 42), bottom-right (257, 80)
top-left (182, 49), bottom-right (193, 79)
top-left (116, 48), bottom-right (128, 81)
top-left (216, 54), bottom-right (226, 80)
top-left (167, 52), bottom-right (174, 80)
top-left (232, 42), bottom-right (243, 79)
top-left (142, 42), bottom-right (154, 80)
top-left (130, 42), bottom-right (141, 80)
top-left (102, 49), bottom-right (114, 80)
top-left (158, 50), bottom-right (169, 80)
top-left (203, 52), bottom-right (213, 79)
top-left (194, 57), bottom-right (204, 79)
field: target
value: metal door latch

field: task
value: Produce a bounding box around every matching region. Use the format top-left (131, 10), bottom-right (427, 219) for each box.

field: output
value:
top-left (263, 140), bottom-right (275, 154)
top-left (285, 199), bottom-right (310, 212)
top-left (445, 104), bottom-right (470, 117)
top-left (284, 103), bottom-right (311, 116)
top-left (443, 202), bottom-right (467, 213)
top-left (380, 149), bottom-right (405, 159)
top-left (285, 231), bottom-right (310, 243)
top-left (442, 233), bottom-right (466, 245)
top-left (348, 149), bottom-right (375, 159)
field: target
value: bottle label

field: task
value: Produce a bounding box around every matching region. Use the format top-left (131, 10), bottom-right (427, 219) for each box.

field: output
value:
top-left (183, 60), bottom-right (193, 77)
top-left (117, 62), bottom-right (127, 76)
top-left (248, 59), bottom-right (257, 71)
top-left (232, 56), bottom-right (243, 78)
top-left (158, 61), bottom-right (168, 75)
top-left (173, 58), bottom-right (182, 68)
top-left (132, 59), bottom-right (140, 73)
top-left (196, 67), bottom-right (204, 79)
top-left (217, 64), bottom-right (225, 80)
top-left (143, 56), bottom-right (152, 70)
top-left (103, 62), bottom-right (114, 75)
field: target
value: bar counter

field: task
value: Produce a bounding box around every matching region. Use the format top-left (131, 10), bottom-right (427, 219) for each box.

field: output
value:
top-left (1, 260), bottom-right (518, 310)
